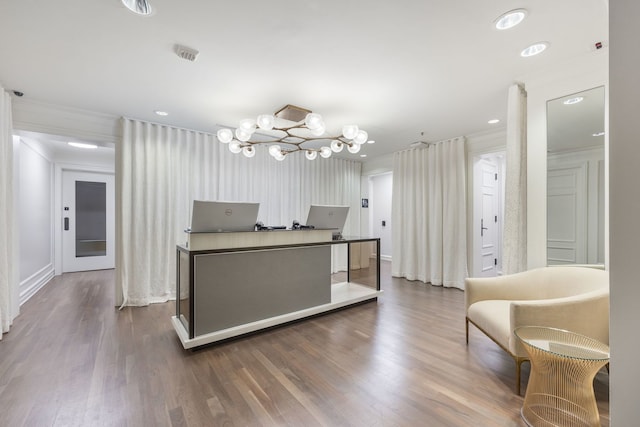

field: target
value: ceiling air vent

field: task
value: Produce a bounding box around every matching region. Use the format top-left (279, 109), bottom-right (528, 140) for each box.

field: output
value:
top-left (175, 44), bottom-right (199, 62)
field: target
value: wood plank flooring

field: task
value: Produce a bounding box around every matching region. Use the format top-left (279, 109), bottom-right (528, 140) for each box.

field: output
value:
top-left (0, 263), bottom-right (609, 426)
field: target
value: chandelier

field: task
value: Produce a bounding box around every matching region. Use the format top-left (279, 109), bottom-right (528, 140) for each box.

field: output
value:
top-left (216, 105), bottom-right (369, 161)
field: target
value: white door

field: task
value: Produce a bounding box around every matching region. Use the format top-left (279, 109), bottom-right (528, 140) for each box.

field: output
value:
top-left (370, 173), bottom-right (393, 260)
top-left (474, 158), bottom-right (500, 277)
top-left (62, 170), bottom-right (115, 272)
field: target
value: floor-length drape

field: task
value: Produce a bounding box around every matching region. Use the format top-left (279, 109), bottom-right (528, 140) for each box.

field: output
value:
top-left (503, 83), bottom-right (528, 274)
top-left (0, 86), bottom-right (15, 338)
top-left (118, 118), bottom-right (361, 306)
top-left (391, 137), bottom-right (468, 289)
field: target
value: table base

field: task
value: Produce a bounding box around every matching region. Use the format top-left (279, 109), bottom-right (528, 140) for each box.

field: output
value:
top-left (521, 393), bottom-right (597, 427)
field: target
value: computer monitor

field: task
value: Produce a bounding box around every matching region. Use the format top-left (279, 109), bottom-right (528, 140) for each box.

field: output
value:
top-left (305, 204), bottom-right (350, 235)
top-left (189, 200), bottom-right (260, 232)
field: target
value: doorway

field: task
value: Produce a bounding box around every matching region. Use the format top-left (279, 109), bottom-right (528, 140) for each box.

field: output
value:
top-left (62, 170), bottom-right (115, 272)
top-left (472, 152), bottom-right (505, 277)
top-left (368, 172), bottom-right (393, 261)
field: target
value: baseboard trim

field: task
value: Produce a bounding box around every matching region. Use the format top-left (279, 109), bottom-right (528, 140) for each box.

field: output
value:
top-left (19, 263), bottom-right (55, 306)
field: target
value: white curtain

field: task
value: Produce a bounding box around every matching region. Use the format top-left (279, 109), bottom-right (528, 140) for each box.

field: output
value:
top-left (117, 118), bottom-right (361, 306)
top-left (391, 137), bottom-right (468, 289)
top-left (503, 83), bottom-right (528, 274)
top-left (0, 86), bottom-right (15, 339)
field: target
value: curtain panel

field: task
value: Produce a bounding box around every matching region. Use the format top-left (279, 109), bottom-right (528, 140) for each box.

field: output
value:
top-left (117, 118), bottom-right (361, 306)
top-left (502, 83), bottom-right (528, 274)
top-left (391, 137), bottom-right (468, 289)
top-left (0, 87), bottom-right (15, 338)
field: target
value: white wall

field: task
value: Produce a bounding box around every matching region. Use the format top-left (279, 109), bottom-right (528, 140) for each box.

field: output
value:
top-left (610, 1), bottom-right (640, 423)
top-left (362, 152), bottom-right (393, 175)
top-left (12, 98), bottom-right (120, 145)
top-left (17, 138), bottom-right (54, 304)
top-left (547, 147), bottom-right (604, 265)
top-left (521, 51), bottom-right (608, 268)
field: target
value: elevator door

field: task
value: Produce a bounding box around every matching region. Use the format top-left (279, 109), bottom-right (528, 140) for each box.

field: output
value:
top-left (62, 170), bottom-right (115, 272)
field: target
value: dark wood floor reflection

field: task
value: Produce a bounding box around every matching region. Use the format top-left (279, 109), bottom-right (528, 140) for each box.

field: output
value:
top-left (0, 263), bottom-right (609, 426)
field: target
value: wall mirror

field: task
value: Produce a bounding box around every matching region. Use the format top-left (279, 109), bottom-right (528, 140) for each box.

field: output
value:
top-left (546, 86), bottom-right (605, 265)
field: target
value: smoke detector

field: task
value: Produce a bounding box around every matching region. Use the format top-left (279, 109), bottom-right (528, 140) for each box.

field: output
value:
top-left (175, 44), bottom-right (199, 62)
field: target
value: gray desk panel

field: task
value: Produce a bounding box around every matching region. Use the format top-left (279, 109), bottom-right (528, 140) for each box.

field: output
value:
top-left (194, 245), bottom-right (331, 336)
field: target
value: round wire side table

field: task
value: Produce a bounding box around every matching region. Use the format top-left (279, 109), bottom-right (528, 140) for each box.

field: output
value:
top-left (513, 326), bottom-right (609, 427)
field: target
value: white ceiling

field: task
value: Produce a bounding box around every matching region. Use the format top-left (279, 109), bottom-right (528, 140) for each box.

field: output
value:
top-left (0, 0), bottom-right (608, 161)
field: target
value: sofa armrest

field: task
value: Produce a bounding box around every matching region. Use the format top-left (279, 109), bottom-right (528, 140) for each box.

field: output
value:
top-left (508, 291), bottom-right (610, 357)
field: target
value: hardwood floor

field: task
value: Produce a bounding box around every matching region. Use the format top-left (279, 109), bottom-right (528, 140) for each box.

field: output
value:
top-left (0, 263), bottom-right (609, 426)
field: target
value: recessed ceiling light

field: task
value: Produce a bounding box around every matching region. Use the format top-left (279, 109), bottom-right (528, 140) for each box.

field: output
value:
top-left (495, 9), bottom-right (528, 30)
top-left (367, 140), bottom-right (375, 144)
top-left (521, 42), bottom-right (549, 57)
top-left (155, 110), bottom-right (169, 116)
top-left (360, 154), bottom-right (367, 158)
top-left (122, 0), bottom-right (153, 16)
top-left (68, 142), bottom-right (98, 149)
top-left (593, 132), bottom-right (605, 137)
top-left (563, 97), bottom-right (584, 105)
top-left (488, 119), bottom-right (500, 124)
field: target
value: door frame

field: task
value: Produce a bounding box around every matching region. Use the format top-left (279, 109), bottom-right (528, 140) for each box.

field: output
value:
top-left (54, 163), bottom-right (114, 275)
top-left (468, 149), bottom-right (506, 277)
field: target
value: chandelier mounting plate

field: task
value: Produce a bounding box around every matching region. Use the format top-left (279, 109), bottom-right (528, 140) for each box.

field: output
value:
top-left (274, 105), bottom-right (312, 123)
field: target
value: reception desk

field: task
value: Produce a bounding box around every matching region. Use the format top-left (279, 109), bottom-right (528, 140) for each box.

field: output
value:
top-left (172, 229), bottom-right (381, 349)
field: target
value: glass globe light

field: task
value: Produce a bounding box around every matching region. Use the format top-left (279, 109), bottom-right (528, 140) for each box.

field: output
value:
top-left (347, 143), bottom-right (361, 154)
top-left (274, 151), bottom-right (286, 161)
top-left (320, 146), bottom-right (332, 158)
top-left (257, 114), bottom-right (275, 130)
top-left (305, 150), bottom-right (318, 160)
top-left (305, 113), bottom-right (323, 130)
top-left (342, 125), bottom-right (359, 140)
top-left (235, 128), bottom-right (251, 142)
top-left (310, 122), bottom-right (326, 136)
top-left (268, 144), bottom-right (282, 157)
top-left (354, 130), bottom-right (368, 144)
top-left (229, 141), bottom-right (243, 154)
top-left (242, 145), bottom-right (256, 158)
top-left (217, 128), bottom-right (233, 143)
top-left (239, 118), bottom-right (256, 133)
top-left (330, 140), bottom-right (344, 153)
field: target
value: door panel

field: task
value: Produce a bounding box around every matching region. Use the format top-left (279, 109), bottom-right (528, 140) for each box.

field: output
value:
top-left (477, 159), bottom-right (499, 276)
top-left (62, 171), bottom-right (115, 272)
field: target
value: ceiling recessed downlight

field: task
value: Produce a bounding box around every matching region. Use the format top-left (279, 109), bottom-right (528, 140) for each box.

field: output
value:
top-left (360, 154), bottom-right (367, 158)
top-left (122, 0), bottom-right (152, 16)
top-left (68, 142), bottom-right (98, 149)
top-left (155, 110), bottom-right (169, 116)
top-left (521, 42), bottom-right (549, 57)
top-left (488, 119), bottom-right (500, 124)
top-left (367, 140), bottom-right (375, 144)
top-left (495, 9), bottom-right (528, 30)
top-left (563, 97), bottom-right (584, 105)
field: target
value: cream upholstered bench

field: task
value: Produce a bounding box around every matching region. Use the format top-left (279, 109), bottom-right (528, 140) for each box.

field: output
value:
top-left (465, 266), bottom-right (609, 395)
